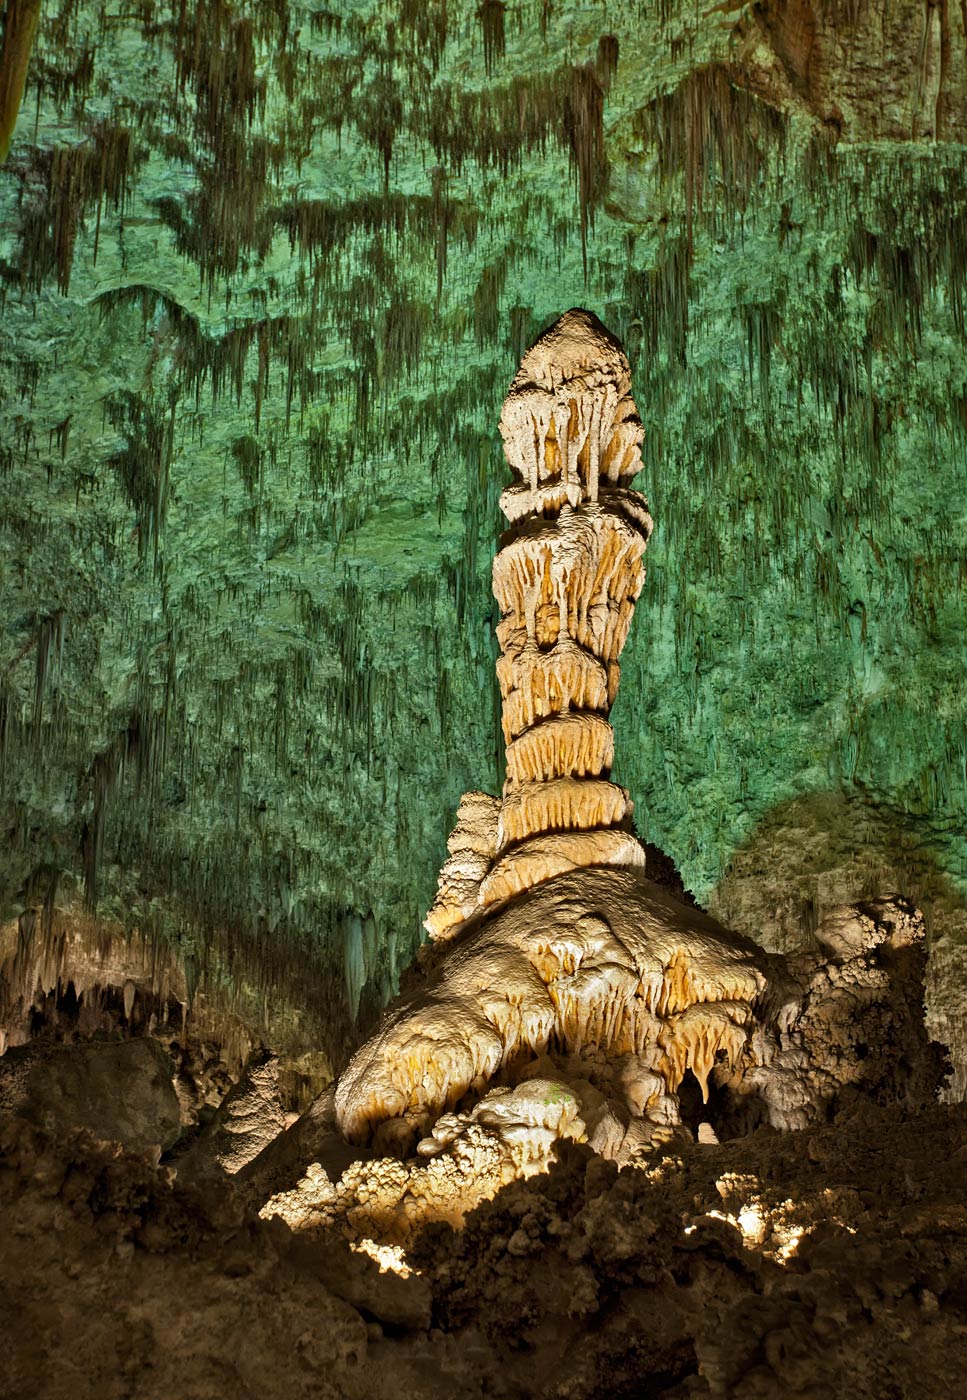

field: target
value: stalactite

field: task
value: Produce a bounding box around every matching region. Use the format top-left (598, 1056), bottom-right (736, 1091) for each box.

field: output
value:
top-left (379, 297), bottom-right (429, 387)
top-left (640, 64), bottom-right (786, 254)
top-left (477, 0), bottom-right (506, 78)
top-left (105, 392), bottom-right (175, 565)
top-left (309, 8), bottom-right (342, 41)
top-left (356, 74), bottom-right (404, 194)
top-left (0, 0), bottom-right (42, 163)
top-left (274, 187), bottom-right (481, 271)
top-left (151, 0), bottom-right (291, 288)
top-left (8, 122), bottom-right (141, 294)
top-left (508, 304), bottom-right (534, 365)
top-left (28, 38), bottom-right (95, 123)
top-left (741, 299), bottom-right (782, 404)
top-left (417, 66), bottom-right (570, 178)
top-left (431, 165), bottom-right (449, 306)
top-left (595, 33), bottom-right (619, 95)
top-left (231, 434), bottom-right (262, 497)
top-left (399, 0), bottom-right (449, 73)
top-left (82, 720), bottom-right (140, 908)
top-left (564, 63), bottom-right (606, 279)
top-left (473, 259), bottom-right (508, 348)
top-left (31, 610), bottom-right (65, 739)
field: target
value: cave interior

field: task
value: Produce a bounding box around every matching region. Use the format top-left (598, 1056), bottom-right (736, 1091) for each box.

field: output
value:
top-left (2, 2), bottom-right (967, 1397)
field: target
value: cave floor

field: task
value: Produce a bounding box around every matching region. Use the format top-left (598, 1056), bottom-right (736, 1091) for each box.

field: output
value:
top-left (3, 1099), bottom-right (967, 1400)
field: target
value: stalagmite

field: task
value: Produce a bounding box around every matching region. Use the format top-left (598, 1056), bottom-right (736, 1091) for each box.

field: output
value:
top-left (491, 313), bottom-right (651, 861)
top-left (423, 792), bottom-right (500, 942)
top-left (335, 312), bottom-right (786, 1152)
top-left (425, 309), bottom-right (653, 941)
top-left (321, 308), bottom-right (938, 1184)
top-left (250, 307), bottom-right (945, 1299)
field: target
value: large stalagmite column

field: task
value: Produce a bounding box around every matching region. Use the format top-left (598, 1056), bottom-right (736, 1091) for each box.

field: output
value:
top-left (331, 314), bottom-right (930, 1155)
top-left (335, 313), bottom-right (802, 1149)
top-left (426, 309), bottom-right (653, 938)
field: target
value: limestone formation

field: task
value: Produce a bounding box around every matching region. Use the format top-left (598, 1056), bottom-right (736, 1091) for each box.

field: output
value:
top-left (337, 868), bottom-right (771, 1148)
top-left (330, 312), bottom-right (943, 1164)
top-left (172, 1049), bottom-right (286, 1181)
top-left (332, 315), bottom-right (770, 1153)
top-left (423, 792), bottom-right (500, 941)
top-left (426, 309), bottom-right (653, 941)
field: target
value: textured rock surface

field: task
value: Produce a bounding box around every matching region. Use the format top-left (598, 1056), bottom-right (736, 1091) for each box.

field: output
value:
top-left (172, 1048), bottom-right (286, 1180)
top-left (0, 1036), bottom-right (181, 1155)
top-left (427, 308), bottom-right (652, 938)
top-left (0, 902), bottom-right (335, 1122)
top-left (1, 11), bottom-right (966, 1393)
top-left (707, 792), bottom-right (967, 1095)
top-left (332, 311), bottom-right (945, 1162)
top-left (5, 1101), bottom-right (967, 1400)
top-left (0, 1119), bottom-right (375, 1400)
top-left (328, 876), bottom-right (939, 1194)
top-left (338, 865), bottom-right (775, 1148)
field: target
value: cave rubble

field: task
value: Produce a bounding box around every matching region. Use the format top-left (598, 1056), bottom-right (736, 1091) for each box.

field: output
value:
top-left (5, 1100), bottom-right (967, 1399)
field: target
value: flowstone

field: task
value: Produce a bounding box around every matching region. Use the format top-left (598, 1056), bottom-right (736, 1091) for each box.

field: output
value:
top-left (261, 312), bottom-right (943, 1249)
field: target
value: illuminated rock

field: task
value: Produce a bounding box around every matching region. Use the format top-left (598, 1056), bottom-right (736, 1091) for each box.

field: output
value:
top-left (426, 309), bottom-right (652, 942)
top-left (338, 311), bottom-right (778, 1151)
top-left (174, 1049), bottom-right (286, 1180)
top-left (488, 309), bottom-right (653, 889)
top-left (336, 867), bottom-right (770, 1148)
top-left (266, 1076), bottom-right (595, 1245)
top-left (329, 311), bottom-right (941, 1171)
top-left (423, 792), bottom-right (500, 943)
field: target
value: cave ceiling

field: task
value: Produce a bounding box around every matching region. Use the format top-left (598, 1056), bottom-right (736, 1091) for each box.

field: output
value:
top-left (1, 0), bottom-right (966, 1052)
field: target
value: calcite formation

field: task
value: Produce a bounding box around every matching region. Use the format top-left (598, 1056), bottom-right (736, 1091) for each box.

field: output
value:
top-left (427, 309), bottom-right (653, 940)
top-left (335, 313), bottom-right (785, 1153)
top-left (338, 868), bottom-right (773, 1148)
top-left (328, 313), bottom-right (944, 1169)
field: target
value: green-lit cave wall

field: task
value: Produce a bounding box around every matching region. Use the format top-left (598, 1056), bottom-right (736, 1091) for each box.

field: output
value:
top-left (2, 0), bottom-right (966, 1059)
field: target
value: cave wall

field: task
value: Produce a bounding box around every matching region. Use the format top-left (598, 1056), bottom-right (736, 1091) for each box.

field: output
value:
top-left (1, 0), bottom-right (966, 1058)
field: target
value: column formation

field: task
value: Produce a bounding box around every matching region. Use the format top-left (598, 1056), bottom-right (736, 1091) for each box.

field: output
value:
top-left (426, 309), bottom-right (653, 939)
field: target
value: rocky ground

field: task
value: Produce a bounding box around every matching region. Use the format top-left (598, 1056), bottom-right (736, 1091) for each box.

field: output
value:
top-left (3, 1093), bottom-right (967, 1399)
top-left (2, 866), bottom-right (963, 1399)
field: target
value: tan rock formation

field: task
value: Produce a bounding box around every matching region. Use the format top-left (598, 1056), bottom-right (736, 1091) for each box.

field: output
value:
top-left (337, 868), bottom-right (770, 1149)
top-left (327, 311), bottom-right (942, 1169)
top-left (422, 792), bottom-right (500, 941)
top-left (336, 311), bottom-right (781, 1152)
top-left (426, 309), bottom-right (653, 942)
